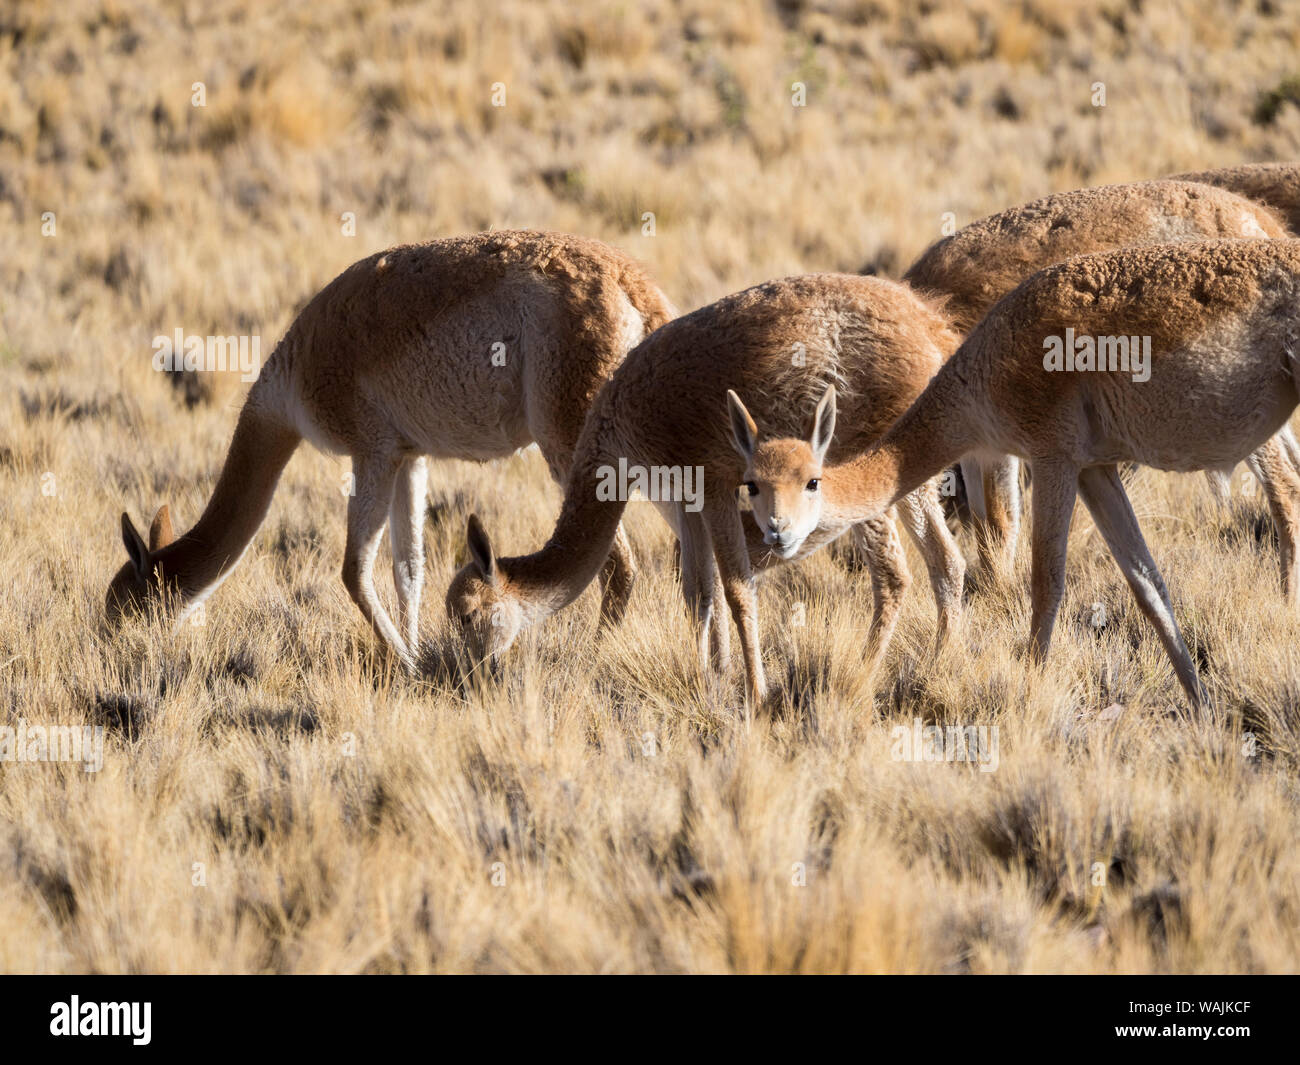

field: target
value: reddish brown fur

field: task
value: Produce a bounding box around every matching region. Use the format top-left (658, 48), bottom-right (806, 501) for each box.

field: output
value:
top-left (822, 239), bottom-right (1300, 705)
top-left (904, 180), bottom-right (1287, 332)
top-left (108, 230), bottom-right (675, 671)
top-left (448, 273), bottom-right (967, 701)
top-left (1172, 162), bottom-right (1300, 234)
top-left (902, 179), bottom-right (1292, 576)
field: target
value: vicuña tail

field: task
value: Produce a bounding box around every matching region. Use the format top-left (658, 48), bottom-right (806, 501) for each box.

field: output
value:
top-left (620, 266), bottom-right (678, 339)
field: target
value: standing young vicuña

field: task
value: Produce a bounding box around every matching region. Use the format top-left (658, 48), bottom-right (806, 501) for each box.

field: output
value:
top-left (106, 230), bottom-right (675, 672)
top-left (447, 274), bottom-right (967, 703)
top-left (739, 240), bottom-right (1300, 707)
top-left (903, 178), bottom-right (1294, 585)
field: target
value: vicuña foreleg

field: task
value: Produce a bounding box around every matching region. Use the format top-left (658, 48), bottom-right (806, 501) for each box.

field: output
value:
top-left (344, 451), bottom-right (413, 672)
top-left (851, 512), bottom-right (911, 679)
top-left (705, 494), bottom-right (765, 703)
top-left (1026, 459), bottom-right (1078, 664)
top-left (389, 454), bottom-right (428, 653)
top-left (980, 455), bottom-right (1022, 579)
top-left (679, 505), bottom-right (733, 675)
top-left (598, 524), bottom-right (638, 626)
top-left (896, 481), bottom-right (966, 647)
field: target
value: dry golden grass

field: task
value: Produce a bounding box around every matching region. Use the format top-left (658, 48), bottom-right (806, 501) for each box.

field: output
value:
top-left (2, 0), bottom-right (1300, 973)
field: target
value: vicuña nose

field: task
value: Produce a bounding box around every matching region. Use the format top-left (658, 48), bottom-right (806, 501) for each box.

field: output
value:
top-left (768, 515), bottom-right (789, 532)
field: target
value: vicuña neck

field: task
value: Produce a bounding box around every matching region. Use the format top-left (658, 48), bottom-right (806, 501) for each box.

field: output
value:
top-left (502, 433), bottom-right (628, 618)
top-left (822, 371), bottom-right (976, 526)
top-left (820, 441), bottom-right (910, 524)
top-left (155, 404), bottom-right (301, 603)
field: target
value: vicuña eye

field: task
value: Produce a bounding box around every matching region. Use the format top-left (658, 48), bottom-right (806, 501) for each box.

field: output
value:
top-left (806, 479), bottom-right (820, 492)
top-left (745, 481), bottom-right (759, 497)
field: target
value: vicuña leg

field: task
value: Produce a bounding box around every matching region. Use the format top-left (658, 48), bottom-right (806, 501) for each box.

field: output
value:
top-left (1026, 459), bottom-right (1078, 662)
top-left (1278, 423), bottom-right (1300, 473)
top-left (960, 457), bottom-right (987, 524)
top-left (709, 568), bottom-right (730, 671)
top-left (705, 495), bottom-right (765, 703)
top-left (1204, 426), bottom-right (1300, 606)
top-left (679, 506), bottom-right (730, 673)
top-left (850, 511), bottom-right (910, 679)
top-left (344, 451), bottom-right (413, 672)
top-left (979, 455), bottom-right (1022, 581)
top-left (598, 523), bottom-right (638, 626)
top-left (1246, 436), bottom-right (1300, 610)
top-left (389, 454), bottom-right (428, 652)
top-left (1202, 468), bottom-right (1233, 507)
top-left (897, 480), bottom-right (966, 647)
top-left (1077, 464), bottom-right (1205, 707)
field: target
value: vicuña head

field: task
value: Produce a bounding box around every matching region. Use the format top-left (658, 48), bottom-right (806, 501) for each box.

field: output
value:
top-left (105, 505), bottom-right (177, 623)
top-left (446, 514), bottom-right (526, 665)
top-left (727, 385), bottom-right (836, 560)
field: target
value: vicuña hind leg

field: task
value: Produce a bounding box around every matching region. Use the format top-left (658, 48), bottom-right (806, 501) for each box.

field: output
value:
top-left (679, 507), bottom-right (730, 673)
top-left (1077, 464), bottom-right (1205, 707)
top-left (1207, 429), bottom-right (1300, 607)
top-left (598, 524), bottom-right (638, 626)
top-left (704, 495), bottom-right (765, 704)
top-left (979, 455), bottom-right (1021, 582)
top-left (344, 451), bottom-right (413, 672)
top-left (850, 512), bottom-right (910, 679)
top-left (389, 454), bottom-right (427, 653)
top-left (1026, 459), bottom-right (1078, 663)
top-left (1246, 436), bottom-right (1300, 610)
top-left (897, 481), bottom-right (966, 647)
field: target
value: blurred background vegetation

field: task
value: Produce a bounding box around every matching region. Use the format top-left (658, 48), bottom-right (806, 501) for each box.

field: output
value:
top-left (3, 0), bottom-right (1299, 398)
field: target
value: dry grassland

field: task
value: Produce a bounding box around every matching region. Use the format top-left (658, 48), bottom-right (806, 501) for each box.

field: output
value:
top-left (2, 0), bottom-right (1300, 972)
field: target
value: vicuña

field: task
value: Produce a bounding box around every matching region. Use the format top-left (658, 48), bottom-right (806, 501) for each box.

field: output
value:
top-left (447, 273), bottom-right (967, 703)
top-left (106, 230), bottom-right (675, 672)
top-left (738, 239), bottom-right (1300, 707)
top-left (902, 178), bottom-right (1296, 590)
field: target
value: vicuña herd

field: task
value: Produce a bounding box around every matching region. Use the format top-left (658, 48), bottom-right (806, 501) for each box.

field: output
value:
top-left (108, 162), bottom-right (1300, 711)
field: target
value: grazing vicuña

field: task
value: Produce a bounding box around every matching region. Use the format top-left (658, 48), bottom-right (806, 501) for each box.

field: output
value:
top-left (448, 273), bottom-right (966, 703)
top-left (107, 230), bottom-right (675, 671)
top-left (740, 239), bottom-right (1300, 707)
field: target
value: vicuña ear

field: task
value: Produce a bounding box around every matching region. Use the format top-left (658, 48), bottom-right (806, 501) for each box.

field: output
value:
top-left (149, 504), bottom-right (175, 552)
top-left (727, 390), bottom-right (758, 461)
top-left (121, 512), bottom-right (150, 579)
top-left (809, 385), bottom-right (837, 463)
top-left (466, 514), bottom-right (498, 586)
